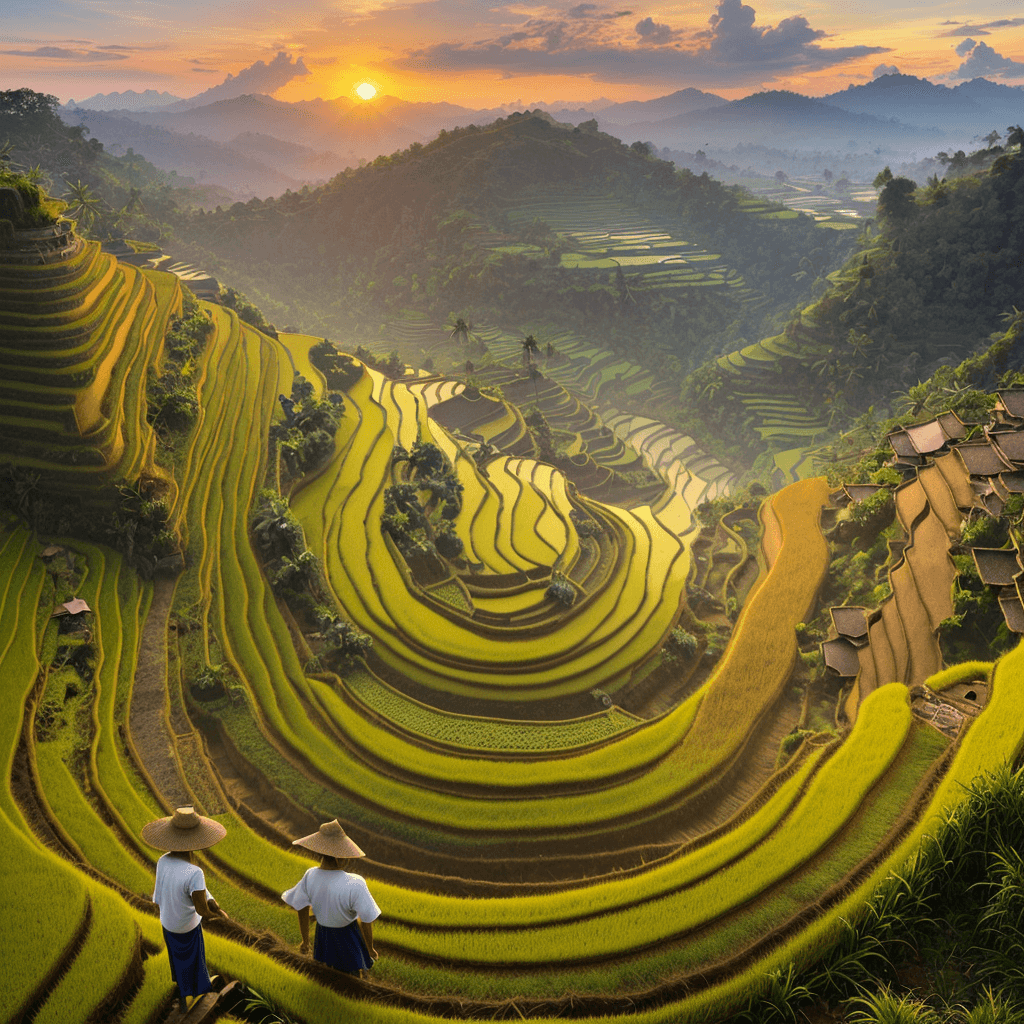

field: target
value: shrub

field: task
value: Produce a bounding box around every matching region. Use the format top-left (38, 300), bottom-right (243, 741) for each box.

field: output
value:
top-left (547, 572), bottom-right (576, 606)
top-left (435, 524), bottom-right (464, 560)
top-left (666, 627), bottom-right (699, 659)
top-left (570, 508), bottom-right (602, 537)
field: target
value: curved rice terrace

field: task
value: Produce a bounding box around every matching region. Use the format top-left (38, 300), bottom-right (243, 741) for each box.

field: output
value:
top-left (381, 314), bottom-right (737, 515)
top-left (4, 225), bottom-right (1024, 1024)
top-left (736, 178), bottom-right (875, 228)
top-left (501, 186), bottom-right (757, 301)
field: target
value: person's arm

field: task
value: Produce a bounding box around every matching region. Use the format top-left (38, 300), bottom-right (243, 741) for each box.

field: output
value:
top-left (298, 906), bottom-right (311, 953)
top-left (192, 889), bottom-right (228, 923)
top-left (359, 919), bottom-right (378, 960)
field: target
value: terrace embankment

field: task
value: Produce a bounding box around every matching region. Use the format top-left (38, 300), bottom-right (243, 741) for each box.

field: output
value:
top-left (0, 232), bottom-right (181, 493)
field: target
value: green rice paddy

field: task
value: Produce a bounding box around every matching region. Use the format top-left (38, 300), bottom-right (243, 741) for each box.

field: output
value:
top-left (3, 227), bottom-right (1023, 1024)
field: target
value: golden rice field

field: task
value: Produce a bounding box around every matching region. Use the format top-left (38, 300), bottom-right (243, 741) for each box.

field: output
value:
top-left (2, 232), bottom-right (1023, 1024)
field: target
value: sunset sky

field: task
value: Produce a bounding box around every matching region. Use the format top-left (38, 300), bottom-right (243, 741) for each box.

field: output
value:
top-left (3, 0), bottom-right (1023, 106)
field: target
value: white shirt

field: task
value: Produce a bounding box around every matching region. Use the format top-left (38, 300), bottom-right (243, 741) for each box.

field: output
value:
top-left (152, 853), bottom-right (210, 934)
top-left (281, 867), bottom-right (381, 928)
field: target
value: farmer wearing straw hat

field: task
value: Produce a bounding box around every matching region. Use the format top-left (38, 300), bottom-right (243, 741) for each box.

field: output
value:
top-left (142, 807), bottom-right (230, 1013)
top-left (282, 820), bottom-right (380, 976)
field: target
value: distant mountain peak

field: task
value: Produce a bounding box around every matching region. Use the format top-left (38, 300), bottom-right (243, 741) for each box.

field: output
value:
top-left (64, 89), bottom-right (182, 112)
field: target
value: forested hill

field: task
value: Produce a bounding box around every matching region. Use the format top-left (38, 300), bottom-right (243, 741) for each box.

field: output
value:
top-left (170, 112), bottom-right (854, 352)
top-left (681, 136), bottom-right (1024, 469)
top-left (811, 144), bottom-right (1024, 411)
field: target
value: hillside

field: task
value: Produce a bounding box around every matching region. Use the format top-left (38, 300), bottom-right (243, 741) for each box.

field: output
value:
top-left (168, 113), bottom-right (858, 425)
top-left (678, 136), bottom-right (1024, 479)
top-left (604, 90), bottom-right (946, 153)
top-left (3, 175), bottom-right (1024, 1020)
top-left (4, 106), bottom-right (1024, 1022)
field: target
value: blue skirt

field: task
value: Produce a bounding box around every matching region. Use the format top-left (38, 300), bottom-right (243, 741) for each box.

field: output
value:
top-left (163, 923), bottom-right (213, 999)
top-left (313, 920), bottom-right (374, 974)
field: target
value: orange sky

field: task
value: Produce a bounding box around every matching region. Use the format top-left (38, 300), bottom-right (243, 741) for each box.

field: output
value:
top-left (3, 0), bottom-right (1023, 105)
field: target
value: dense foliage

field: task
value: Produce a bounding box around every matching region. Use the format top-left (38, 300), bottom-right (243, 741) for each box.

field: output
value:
top-left (1, 88), bottom-right (222, 242)
top-left (169, 114), bottom-right (854, 389)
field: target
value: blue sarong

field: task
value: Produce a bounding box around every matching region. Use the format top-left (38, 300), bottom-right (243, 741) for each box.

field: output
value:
top-left (163, 923), bottom-right (213, 999)
top-left (313, 920), bottom-right (374, 974)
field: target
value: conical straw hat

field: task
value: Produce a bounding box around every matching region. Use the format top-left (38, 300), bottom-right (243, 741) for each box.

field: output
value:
top-left (141, 806), bottom-right (226, 852)
top-left (292, 820), bottom-right (365, 859)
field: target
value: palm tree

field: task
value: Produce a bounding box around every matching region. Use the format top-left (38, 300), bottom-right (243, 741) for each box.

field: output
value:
top-left (521, 334), bottom-right (539, 368)
top-left (448, 317), bottom-right (470, 347)
top-left (62, 180), bottom-right (105, 234)
top-left (893, 383), bottom-right (932, 418)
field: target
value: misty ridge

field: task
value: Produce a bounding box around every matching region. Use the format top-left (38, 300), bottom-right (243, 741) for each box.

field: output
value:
top-left (58, 55), bottom-right (1024, 201)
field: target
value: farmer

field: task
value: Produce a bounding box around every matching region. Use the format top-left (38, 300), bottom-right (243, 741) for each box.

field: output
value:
top-left (141, 806), bottom-right (230, 1013)
top-left (282, 820), bottom-right (380, 976)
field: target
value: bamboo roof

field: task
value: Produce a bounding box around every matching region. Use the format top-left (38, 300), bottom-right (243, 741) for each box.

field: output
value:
top-left (991, 430), bottom-right (1024, 466)
top-left (955, 442), bottom-right (1011, 477)
top-left (53, 598), bottom-right (91, 617)
top-left (936, 411), bottom-right (969, 440)
top-left (886, 430), bottom-right (918, 458)
top-left (821, 637), bottom-right (862, 677)
top-left (998, 592), bottom-right (1024, 633)
top-left (844, 484), bottom-right (882, 503)
top-left (904, 419), bottom-right (948, 455)
top-left (829, 606), bottom-right (869, 642)
top-left (996, 391), bottom-right (1024, 419)
top-left (971, 547), bottom-right (1022, 587)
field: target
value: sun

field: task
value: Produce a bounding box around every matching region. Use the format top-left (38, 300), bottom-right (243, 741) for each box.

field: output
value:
top-left (355, 82), bottom-right (377, 101)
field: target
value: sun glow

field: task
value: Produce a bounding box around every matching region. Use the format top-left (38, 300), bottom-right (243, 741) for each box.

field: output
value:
top-left (355, 82), bottom-right (377, 101)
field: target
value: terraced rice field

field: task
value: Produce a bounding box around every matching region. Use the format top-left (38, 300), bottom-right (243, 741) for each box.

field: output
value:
top-left (4, 235), bottom-right (1024, 1024)
top-left (0, 238), bottom-right (180, 483)
top-left (737, 179), bottom-right (875, 226)
top-left (846, 457), bottom-right (965, 722)
top-left (714, 312), bottom-right (835, 485)
top-left (503, 186), bottom-right (753, 298)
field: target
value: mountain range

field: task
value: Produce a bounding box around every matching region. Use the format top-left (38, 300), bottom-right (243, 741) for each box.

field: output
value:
top-left (60, 74), bottom-right (1024, 201)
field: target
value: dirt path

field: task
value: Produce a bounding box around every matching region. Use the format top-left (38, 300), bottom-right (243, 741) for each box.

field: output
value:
top-left (664, 689), bottom-right (803, 845)
top-left (128, 576), bottom-right (189, 809)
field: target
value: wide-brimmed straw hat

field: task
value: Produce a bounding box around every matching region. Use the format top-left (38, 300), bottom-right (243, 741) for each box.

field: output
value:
top-left (292, 820), bottom-right (365, 859)
top-left (141, 806), bottom-right (227, 852)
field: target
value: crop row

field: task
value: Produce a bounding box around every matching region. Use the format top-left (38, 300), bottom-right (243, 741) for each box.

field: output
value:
top-left (293, 368), bottom-right (688, 699)
top-left (0, 528), bottom-right (398, 1024)
top-left (380, 683), bottom-right (912, 962)
top-left (202, 412), bottom-right (827, 836)
top-left (340, 667), bottom-right (640, 751)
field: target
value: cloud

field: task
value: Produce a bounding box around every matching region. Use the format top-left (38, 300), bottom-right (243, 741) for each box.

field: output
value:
top-left (182, 51), bottom-right (310, 105)
top-left (635, 16), bottom-right (673, 45)
top-left (389, 0), bottom-right (888, 86)
top-left (872, 63), bottom-right (900, 78)
top-left (938, 17), bottom-right (1024, 37)
top-left (567, 4), bottom-right (632, 19)
top-left (946, 39), bottom-right (1024, 80)
top-left (0, 45), bottom-right (128, 61)
top-left (94, 43), bottom-right (167, 52)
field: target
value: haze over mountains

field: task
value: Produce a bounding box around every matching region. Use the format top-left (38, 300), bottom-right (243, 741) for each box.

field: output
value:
top-left (59, 72), bottom-right (1024, 200)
